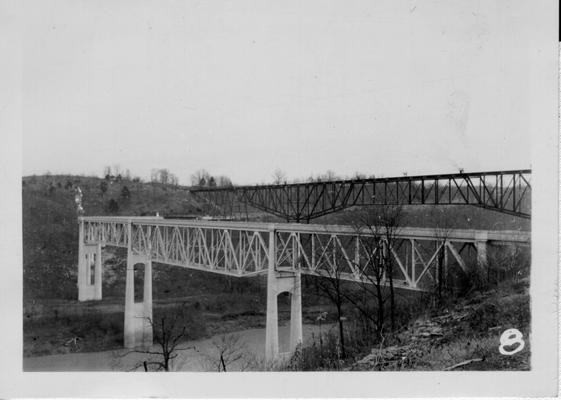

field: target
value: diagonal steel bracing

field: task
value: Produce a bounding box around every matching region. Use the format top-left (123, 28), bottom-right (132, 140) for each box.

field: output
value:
top-left (80, 217), bottom-right (530, 292)
top-left (190, 169), bottom-right (531, 221)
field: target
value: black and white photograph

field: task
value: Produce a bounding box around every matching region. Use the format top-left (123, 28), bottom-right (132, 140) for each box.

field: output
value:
top-left (0, 0), bottom-right (558, 397)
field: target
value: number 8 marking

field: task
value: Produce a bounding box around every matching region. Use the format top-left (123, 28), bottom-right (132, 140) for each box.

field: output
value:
top-left (499, 328), bottom-right (525, 355)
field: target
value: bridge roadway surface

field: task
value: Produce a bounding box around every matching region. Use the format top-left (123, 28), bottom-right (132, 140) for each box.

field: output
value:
top-left (190, 169), bottom-right (531, 221)
top-left (77, 216), bottom-right (530, 360)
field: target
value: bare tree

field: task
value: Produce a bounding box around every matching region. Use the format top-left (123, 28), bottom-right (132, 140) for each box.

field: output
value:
top-left (103, 165), bottom-right (112, 178)
top-left (272, 168), bottom-right (287, 184)
top-left (344, 205), bottom-right (402, 337)
top-left (113, 164), bottom-right (122, 177)
top-left (216, 175), bottom-right (233, 187)
top-left (312, 262), bottom-right (348, 358)
top-left (201, 334), bottom-right (250, 372)
top-left (158, 168), bottom-right (170, 185)
top-left (150, 169), bottom-right (159, 183)
top-left (191, 169), bottom-right (211, 187)
top-left (99, 180), bottom-right (108, 198)
top-left (376, 205), bottom-right (403, 331)
top-left (348, 213), bottom-right (387, 339)
top-left (169, 173), bottom-right (179, 188)
top-left (431, 208), bottom-right (453, 302)
top-left (314, 170), bottom-right (339, 182)
top-left (125, 307), bottom-right (193, 372)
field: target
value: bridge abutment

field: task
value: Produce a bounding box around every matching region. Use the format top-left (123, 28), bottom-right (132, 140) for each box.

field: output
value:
top-left (77, 221), bottom-right (102, 301)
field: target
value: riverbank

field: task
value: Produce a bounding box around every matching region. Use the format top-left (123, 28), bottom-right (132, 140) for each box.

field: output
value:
top-left (24, 323), bottom-right (334, 371)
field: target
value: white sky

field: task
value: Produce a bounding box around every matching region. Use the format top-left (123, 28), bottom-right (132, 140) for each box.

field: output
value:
top-left (22, 0), bottom-right (533, 185)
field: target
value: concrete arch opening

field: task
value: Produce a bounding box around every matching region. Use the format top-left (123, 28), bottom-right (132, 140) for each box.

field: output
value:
top-left (133, 263), bottom-right (145, 303)
top-left (276, 291), bottom-right (292, 354)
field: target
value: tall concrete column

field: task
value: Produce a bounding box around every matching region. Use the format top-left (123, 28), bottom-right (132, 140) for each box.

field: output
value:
top-left (124, 222), bottom-right (153, 349)
top-left (77, 223), bottom-right (85, 301)
top-left (475, 232), bottom-right (488, 270)
top-left (142, 257), bottom-right (153, 347)
top-left (265, 226), bottom-right (304, 362)
top-left (78, 218), bottom-right (100, 302)
top-left (124, 252), bottom-right (135, 348)
top-left (265, 226), bottom-right (279, 362)
top-left (93, 243), bottom-right (103, 300)
top-left (289, 270), bottom-right (302, 352)
top-left (124, 223), bottom-right (136, 348)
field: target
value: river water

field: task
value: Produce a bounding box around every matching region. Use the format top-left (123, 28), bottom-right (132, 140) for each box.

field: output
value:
top-left (23, 323), bottom-right (336, 371)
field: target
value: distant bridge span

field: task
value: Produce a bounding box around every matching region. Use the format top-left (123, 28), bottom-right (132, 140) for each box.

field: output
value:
top-left (190, 169), bottom-right (531, 221)
top-left (77, 216), bottom-right (530, 361)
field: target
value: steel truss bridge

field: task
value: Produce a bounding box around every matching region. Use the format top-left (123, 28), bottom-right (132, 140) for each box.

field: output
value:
top-left (77, 216), bottom-right (530, 361)
top-left (190, 169), bottom-right (531, 222)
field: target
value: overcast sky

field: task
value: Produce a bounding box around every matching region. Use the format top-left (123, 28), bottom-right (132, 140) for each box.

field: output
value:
top-left (22, 0), bottom-right (533, 185)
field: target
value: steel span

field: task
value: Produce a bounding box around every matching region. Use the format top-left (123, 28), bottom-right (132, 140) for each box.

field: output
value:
top-left (77, 216), bottom-right (530, 360)
top-left (190, 169), bottom-right (531, 221)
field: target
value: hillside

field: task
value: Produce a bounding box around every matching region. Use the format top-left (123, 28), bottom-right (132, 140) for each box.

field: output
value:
top-left (348, 278), bottom-right (530, 371)
top-left (22, 174), bottom-right (531, 366)
top-left (23, 174), bottom-right (202, 300)
top-left (22, 173), bottom-right (530, 300)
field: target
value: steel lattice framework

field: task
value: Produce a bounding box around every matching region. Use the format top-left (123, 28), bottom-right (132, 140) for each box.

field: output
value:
top-left (190, 169), bottom-right (531, 221)
top-left (81, 217), bottom-right (530, 291)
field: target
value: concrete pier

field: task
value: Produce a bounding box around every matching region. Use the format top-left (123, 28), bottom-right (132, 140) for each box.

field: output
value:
top-left (265, 228), bottom-right (303, 362)
top-left (124, 231), bottom-right (153, 349)
top-left (475, 231), bottom-right (488, 270)
top-left (77, 221), bottom-right (102, 301)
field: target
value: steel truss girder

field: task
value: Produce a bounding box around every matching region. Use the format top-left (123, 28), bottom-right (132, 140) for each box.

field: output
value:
top-left (80, 217), bottom-right (530, 292)
top-left (190, 169), bottom-right (531, 221)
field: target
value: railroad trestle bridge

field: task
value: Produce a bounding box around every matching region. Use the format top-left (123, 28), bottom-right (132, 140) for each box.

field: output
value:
top-left (190, 169), bottom-right (531, 221)
top-left (78, 216), bottom-right (530, 361)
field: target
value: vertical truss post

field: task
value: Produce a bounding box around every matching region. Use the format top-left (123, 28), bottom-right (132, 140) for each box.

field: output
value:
top-left (410, 239), bottom-right (416, 285)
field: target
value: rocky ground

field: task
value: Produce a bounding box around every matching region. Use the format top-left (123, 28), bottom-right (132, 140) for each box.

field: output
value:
top-left (349, 279), bottom-right (530, 371)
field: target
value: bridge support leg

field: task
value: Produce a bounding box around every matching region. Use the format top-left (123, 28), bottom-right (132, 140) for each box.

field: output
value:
top-left (475, 232), bottom-right (488, 270)
top-left (124, 252), bottom-right (153, 349)
top-left (289, 269), bottom-right (303, 352)
top-left (94, 243), bottom-right (102, 300)
top-left (78, 243), bottom-right (102, 301)
top-left (265, 271), bottom-right (303, 363)
top-left (264, 227), bottom-right (302, 363)
top-left (265, 268), bottom-right (279, 362)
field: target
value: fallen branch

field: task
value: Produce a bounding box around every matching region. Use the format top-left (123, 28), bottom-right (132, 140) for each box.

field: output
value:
top-left (444, 358), bottom-right (483, 371)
